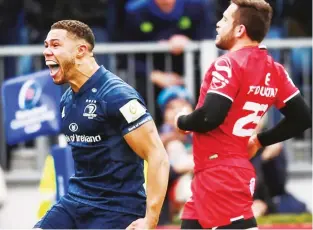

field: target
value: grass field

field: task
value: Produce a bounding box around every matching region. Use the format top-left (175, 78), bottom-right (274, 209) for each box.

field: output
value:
top-left (160, 213), bottom-right (313, 229)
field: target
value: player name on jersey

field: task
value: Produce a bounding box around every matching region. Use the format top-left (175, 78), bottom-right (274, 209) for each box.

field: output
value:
top-left (247, 86), bottom-right (278, 98)
top-left (65, 134), bottom-right (102, 143)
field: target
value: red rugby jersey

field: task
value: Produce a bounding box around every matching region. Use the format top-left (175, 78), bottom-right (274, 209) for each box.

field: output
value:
top-left (193, 46), bottom-right (299, 172)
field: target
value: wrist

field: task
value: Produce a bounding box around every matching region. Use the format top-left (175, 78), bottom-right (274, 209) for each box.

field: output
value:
top-left (177, 115), bottom-right (186, 130)
top-left (145, 215), bottom-right (158, 228)
top-left (255, 134), bottom-right (263, 147)
top-left (145, 205), bottom-right (160, 228)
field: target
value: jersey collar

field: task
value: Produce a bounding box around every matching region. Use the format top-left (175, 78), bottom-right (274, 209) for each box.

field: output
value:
top-left (75, 65), bottom-right (107, 96)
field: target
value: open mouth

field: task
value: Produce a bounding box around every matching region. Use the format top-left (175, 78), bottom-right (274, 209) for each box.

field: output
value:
top-left (46, 60), bottom-right (60, 77)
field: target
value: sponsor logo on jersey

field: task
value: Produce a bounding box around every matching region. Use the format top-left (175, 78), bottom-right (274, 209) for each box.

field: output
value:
top-left (65, 134), bottom-right (102, 143)
top-left (210, 57), bottom-right (232, 90)
top-left (127, 116), bottom-right (152, 132)
top-left (69, 123), bottom-right (78, 132)
top-left (119, 99), bottom-right (146, 123)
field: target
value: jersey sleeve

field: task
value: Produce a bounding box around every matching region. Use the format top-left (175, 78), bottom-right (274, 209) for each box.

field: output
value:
top-left (105, 90), bottom-right (152, 136)
top-left (274, 65), bottom-right (300, 109)
top-left (206, 56), bottom-right (240, 102)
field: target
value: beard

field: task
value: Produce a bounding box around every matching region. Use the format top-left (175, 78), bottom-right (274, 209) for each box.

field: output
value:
top-left (54, 58), bottom-right (75, 85)
top-left (54, 57), bottom-right (76, 85)
top-left (63, 57), bottom-right (75, 80)
top-left (215, 28), bottom-right (236, 50)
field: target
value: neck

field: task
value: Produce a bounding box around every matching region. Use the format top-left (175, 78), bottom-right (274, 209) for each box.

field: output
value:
top-left (230, 39), bottom-right (260, 52)
top-left (68, 57), bottom-right (100, 93)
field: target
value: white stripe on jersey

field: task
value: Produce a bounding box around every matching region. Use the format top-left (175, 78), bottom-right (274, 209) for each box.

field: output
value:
top-left (283, 90), bottom-right (300, 103)
top-left (230, 215), bottom-right (244, 222)
top-left (207, 90), bottom-right (234, 102)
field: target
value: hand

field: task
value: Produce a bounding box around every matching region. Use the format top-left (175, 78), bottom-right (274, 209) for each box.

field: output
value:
top-left (247, 134), bottom-right (262, 159)
top-left (126, 217), bottom-right (155, 230)
top-left (150, 71), bottom-right (184, 88)
top-left (252, 199), bottom-right (268, 218)
top-left (261, 143), bottom-right (282, 161)
top-left (169, 35), bottom-right (190, 55)
top-left (174, 108), bottom-right (191, 134)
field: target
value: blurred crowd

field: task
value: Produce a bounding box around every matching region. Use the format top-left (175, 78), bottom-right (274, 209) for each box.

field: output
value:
top-left (0, 0), bottom-right (312, 223)
top-left (0, 0), bottom-right (311, 80)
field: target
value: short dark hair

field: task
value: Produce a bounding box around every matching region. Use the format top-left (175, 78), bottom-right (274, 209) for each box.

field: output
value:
top-left (231, 0), bottom-right (273, 42)
top-left (51, 20), bottom-right (95, 51)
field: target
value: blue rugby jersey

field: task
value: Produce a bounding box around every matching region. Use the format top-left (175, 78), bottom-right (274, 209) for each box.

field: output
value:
top-left (60, 66), bottom-right (152, 215)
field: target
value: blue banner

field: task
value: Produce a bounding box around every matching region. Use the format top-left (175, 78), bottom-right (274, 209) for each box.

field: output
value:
top-left (1, 70), bottom-right (62, 145)
top-left (51, 145), bottom-right (74, 201)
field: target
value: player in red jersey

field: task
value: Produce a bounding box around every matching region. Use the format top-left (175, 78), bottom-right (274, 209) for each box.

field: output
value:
top-left (174, 0), bottom-right (312, 229)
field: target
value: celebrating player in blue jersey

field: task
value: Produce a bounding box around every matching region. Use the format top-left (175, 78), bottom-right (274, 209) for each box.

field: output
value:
top-left (35, 20), bottom-right (170, 229)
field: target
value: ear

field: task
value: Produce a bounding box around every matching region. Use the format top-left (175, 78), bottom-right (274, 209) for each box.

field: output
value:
top-left (235, 24), bottom-right (246, 38)
top-left (76, 44), bottom-right (88, 58)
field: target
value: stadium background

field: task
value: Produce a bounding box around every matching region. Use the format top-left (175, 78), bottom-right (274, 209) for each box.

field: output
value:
top-left (0, 0), bottom-right (312, 229)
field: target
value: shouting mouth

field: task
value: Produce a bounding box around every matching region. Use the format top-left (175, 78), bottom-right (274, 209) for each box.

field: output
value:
top-left (46, 60), bottom-right (60, 77)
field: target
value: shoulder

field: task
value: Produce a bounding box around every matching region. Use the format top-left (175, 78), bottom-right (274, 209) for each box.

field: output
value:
top-left (95, 71), bottom-right (143, 104)
top-left (226, 50), bottom-right (247, 66)
top-left (203, 54), bottom-right (240, 84)
top-left (211, 54), bottom-right (238, 72)
top-left (273, 61), bottom-right (286, 73)
top-left (125, 0), bottom-right (149, 13)
top-left (224, 49), bottom-right (262, 72)
top-left (273, 61), bottom-right (291, 82)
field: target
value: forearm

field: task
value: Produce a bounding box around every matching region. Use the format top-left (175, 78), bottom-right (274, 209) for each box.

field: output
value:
top-left (258, 118), bottom-right (310, 146)
top-left (177, 107), bottom-right (217, 132)
top-left (145, 151), bottom-right (169, 227)
top-left (258, 95), bottom-right (311, 147)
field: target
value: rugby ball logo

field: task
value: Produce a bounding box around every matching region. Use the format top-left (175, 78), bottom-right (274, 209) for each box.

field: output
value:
top-left (210, 57), bottom-right (232, 90)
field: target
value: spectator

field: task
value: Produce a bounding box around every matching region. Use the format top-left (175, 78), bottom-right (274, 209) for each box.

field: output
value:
top-left (158, 86), bottom-right (194, 145)
top-left (24, 0), bottom-right (112, 68)
top-left (120, 0), bottom-right (216, 111)
top-left (0, 0), bottom-right (24, 77)
top-left (0, 0), bottom-right (26, 170)
top-left (157, 86), bottom-right (194, 223)
top-left (251, 115), bottom-right (308, 217)
top-left (286, 0), bottom-right (312, 102)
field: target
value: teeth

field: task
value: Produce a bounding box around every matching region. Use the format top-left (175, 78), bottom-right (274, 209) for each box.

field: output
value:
top-left (46, 60), bottom-right (58, 66)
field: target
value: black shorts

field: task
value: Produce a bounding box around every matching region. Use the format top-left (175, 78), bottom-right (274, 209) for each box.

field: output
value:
top-left (34, 195), bottom-right (142, 229)
top-left (181, 217), bottom-right (257, 229)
